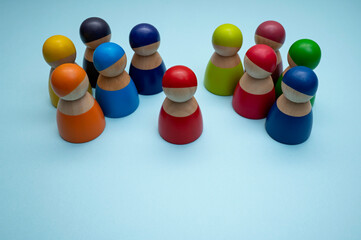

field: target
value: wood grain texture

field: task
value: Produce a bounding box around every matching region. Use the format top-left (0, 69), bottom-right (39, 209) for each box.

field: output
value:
top-left (48, 53), bottom-right (76, 69)
top-left (239, 73), bottom-right (274, 95)
top-left (276, 94), bottom-right (311, 117)
top-left (162, 97), bottom-right (198, 117)
top-left (62, 76), bottom-right (90, 101)
top-left (131, 51), bottom-right (162, 70)
top-left (211, 52), bottom-right (241, 69)
top-left (58, 92), bottom-right (95, 116)
top-left (85, 34), bottom-right (111, 49)
top-left (99, 55), bottom-right (127, 77)
top-left (212, 44), bottom-right (239, 57)
top-left (163, 87), bottom-right (197, 103)
top-left (84, 48), bottom-right (95, 62)
top-left (244, 56), bottom-right (271, 79)
top-left (287, 52), bottom-right (297, 68)
top-left (254, 35), bottom-right (283, 51)
top-left (97, 71), bottom-right (131, 91)
top-left (276, 50), bottom-right (282, 65)
top-left (281, 82), bottom-right (313, 103)
top-left (132, 42), bottom-right (160, 56)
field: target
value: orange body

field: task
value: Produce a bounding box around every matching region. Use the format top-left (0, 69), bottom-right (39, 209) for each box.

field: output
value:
top-left (56, 101), bottom-right (105, 143)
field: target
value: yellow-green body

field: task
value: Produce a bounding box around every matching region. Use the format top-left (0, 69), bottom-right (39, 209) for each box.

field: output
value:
top-left (204, 60), bottom-right (244, 96)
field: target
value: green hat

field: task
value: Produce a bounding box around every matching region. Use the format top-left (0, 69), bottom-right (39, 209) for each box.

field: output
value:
top-left (289, 39), bottom-right (321, 69)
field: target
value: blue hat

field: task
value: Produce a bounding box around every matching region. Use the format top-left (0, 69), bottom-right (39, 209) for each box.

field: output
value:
top-left (283, 66), bottom-right (318, 96)
top-left (93, 42), bottom-right (125, 71)
top-left (129, 23), bottom-right (160, 48)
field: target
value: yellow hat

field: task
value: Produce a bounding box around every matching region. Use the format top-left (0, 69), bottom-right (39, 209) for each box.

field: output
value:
top-left (42, 35), bottom-right (76, 64)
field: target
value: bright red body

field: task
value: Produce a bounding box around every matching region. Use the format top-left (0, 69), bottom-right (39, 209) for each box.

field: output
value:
top-left (158, 106), bottom-right (203, 144)
top-left (232, 84), bottom-right (275, 119)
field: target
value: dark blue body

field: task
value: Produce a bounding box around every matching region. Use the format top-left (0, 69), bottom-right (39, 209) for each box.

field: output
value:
top-left (129, 61), bottom-right (166, 95)
top-left (95, 79), bottom-right (139, 118)
top-left (83, 58), bottom-right (99, 88)
top-left (265, 103), bottom-right (313, 145)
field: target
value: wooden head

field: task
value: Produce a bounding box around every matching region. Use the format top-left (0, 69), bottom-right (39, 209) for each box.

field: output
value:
top-left (162, 65), bottom-right (197, 102)
top-left (42, 35), bottom-right (76, 68)
top-left (254, 20), bottom-right (285, 51)
top-left (244, 44), bottom-right (277, 79)
top-left (282, 66), bottom-right (318, 103)
top-left (288, 39), bottom-right (321, 69)
top-left (212, 24), bottom-right (243, 57)
top-left (93, 42), bottom-right (127, 77)
top-left (129, 23), bottom-right (160, 56)
top-left (80, 17), bottom-right (111, 49)
top-left (51, 63), bottom-right (89, 101)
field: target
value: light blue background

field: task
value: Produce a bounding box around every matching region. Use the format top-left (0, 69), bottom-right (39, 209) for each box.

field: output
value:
top-left (0, 0), bottom-right (360, 239)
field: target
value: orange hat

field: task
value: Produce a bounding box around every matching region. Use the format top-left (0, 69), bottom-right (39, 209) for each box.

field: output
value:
top-left (51, 63), bottom-right (86, 98)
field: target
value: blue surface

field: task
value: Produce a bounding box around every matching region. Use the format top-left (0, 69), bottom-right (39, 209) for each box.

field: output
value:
top-left (96, 80), bottom-right (139, 118)
top-left (129, 61), bottom-right (165, 95)
top-left (1, 0), bottom-right (361, 240)
top-left (93, 42), bottom-right (125, 71)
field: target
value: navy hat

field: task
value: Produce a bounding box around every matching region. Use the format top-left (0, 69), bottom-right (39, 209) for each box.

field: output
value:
top-left (283, 66), bottom-right (318, 96)
top-left (80, 17), bottom-right (111, 43)
top-left (129, 23), bottom-right (160, 48)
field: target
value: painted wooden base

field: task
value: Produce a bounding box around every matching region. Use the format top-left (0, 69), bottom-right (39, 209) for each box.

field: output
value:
top-left (265, 98), bottom-right (313, 145)
top-left (95, 79), bottom-right (139, 118)
top-left (83, 58), bottom-right (99, 88)
top-left (158, 101), bottom-right (203, 145)
top-left (204, 60), bottom-right (244, 96)
top-left (232, 83), bottom-right (275, 119)
top-left (56, 98), bottom-right (105, 143)
top-left (129, 61), bottom-right (166, 95)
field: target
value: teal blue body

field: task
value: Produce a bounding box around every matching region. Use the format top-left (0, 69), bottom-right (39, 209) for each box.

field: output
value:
top-left (96, 79), bottom-right (139, 118)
